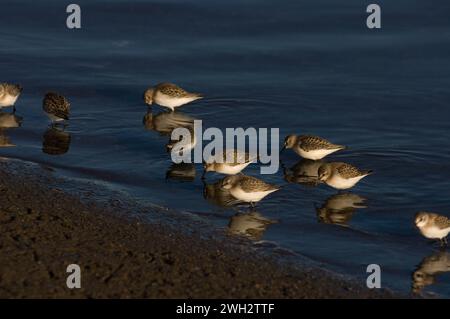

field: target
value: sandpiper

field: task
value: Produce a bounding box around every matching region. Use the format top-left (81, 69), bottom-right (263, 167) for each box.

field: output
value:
top-left (144, 83), bottom-right (202, 111)
top-left (43, 92), bottom-right (70, 124)
top-left (0, 83), bottom-right (23, 111)
top-left (221, 174), bottom-right (279, 207)
top-left (282, 134), bottom-right (346, 160)
top-left (318, 162), bottom-right (372, 190)
top-left (203, 149), bottom-right (256, 178)
top-left (415, 212), bottom-right (450, 246)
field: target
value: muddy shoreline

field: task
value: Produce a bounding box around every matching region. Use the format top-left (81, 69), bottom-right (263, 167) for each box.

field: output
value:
top-left (0, 159), bottom-right (399, 298)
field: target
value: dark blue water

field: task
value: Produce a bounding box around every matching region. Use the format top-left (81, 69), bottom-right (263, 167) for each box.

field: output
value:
top-left (1, 0), bottom-right (450, 297)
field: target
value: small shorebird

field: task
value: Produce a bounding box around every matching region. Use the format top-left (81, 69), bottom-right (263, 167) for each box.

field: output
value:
top-left (203, 149), bottom-right (256, 178)
top-left (415, 212), bottom-right (450, 246)
top-left (144, 83), bottom-right (202, 111)
top-left (318, 162), bottom-right (372, 190)
top-left (43, 92), bottom-right (70, 124)
top-left (221, 174), bottom-right (280, 207)
top-left (282, 134), bottom-right (346, 160)
top-left (0, 83), bottom-right (23, 112)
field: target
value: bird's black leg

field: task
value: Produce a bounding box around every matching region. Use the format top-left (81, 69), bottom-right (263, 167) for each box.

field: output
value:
top-left (202, 180), bottom-right (208, 199)
top-left (250, 202), bottom-right (255, 208)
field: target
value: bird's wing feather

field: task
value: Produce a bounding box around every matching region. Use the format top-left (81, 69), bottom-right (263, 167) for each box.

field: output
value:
top-left (336, 163), bottom-right (366, 179)
top-left (157, 83), bottom-right (189, 97)
top-left (221, 149), bottom-right (253, 166)
top-left (239, 176), bottom-right (278, 192)
top-left (435, 215), bottom-right (450, 229)
top-left (299, 135), bottom-right (342, 151)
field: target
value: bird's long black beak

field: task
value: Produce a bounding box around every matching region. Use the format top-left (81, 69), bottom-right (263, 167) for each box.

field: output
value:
top-left (280, 145), bottom-right (286, 153)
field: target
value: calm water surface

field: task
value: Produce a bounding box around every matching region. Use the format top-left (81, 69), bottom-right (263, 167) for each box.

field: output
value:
top-left (1, 0), bottom-right (450, 296)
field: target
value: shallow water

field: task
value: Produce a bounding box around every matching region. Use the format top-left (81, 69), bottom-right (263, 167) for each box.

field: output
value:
top-left (1, 0), bottom-right (450, 297)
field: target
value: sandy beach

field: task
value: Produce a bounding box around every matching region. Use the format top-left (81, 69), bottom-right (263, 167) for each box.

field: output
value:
top-left (0, 159), bottom-right (399, 298)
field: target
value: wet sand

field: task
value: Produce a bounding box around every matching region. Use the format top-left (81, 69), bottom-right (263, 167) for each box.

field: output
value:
top-left (0, 160), bottom-right (399, 298)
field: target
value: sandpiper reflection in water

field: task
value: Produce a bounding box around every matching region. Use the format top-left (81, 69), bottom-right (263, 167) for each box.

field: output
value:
top-left (228, 210), bottom-right (277, 241)
top-left (203, 178), bottom-right (243, 207)
top-left (0, 111), bottom-right (23, 147)
top-left (0, 133), bottom-right (14, 147)
top-left (166, 163), bottom-right (196, 181)
top-left (283, 159), bottom-right (325, 186)
top-left (0, 111), bottom-right (22, 129)
top-left (143, 109), bottom-right (196, 136)
top-left (316, 193), bottom-right (367, 227)
top-left (412, 251), bottom-right (450, 295)
top-left (42, 126), bottom-right (71, 155)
